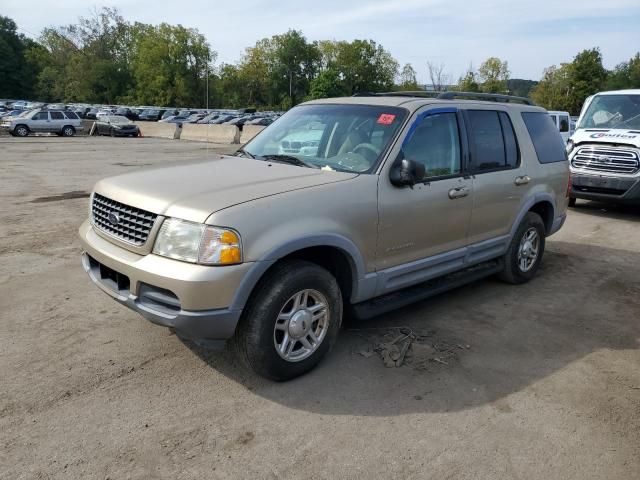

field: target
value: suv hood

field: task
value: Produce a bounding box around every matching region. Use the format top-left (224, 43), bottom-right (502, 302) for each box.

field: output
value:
top-left (571, 128), bottom-right (640, 148)
top-left (93, 155), bottom-right (358, 223)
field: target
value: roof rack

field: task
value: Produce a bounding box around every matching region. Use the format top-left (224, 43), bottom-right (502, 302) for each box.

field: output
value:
top-left (355, 90), bottom-right (535, 106)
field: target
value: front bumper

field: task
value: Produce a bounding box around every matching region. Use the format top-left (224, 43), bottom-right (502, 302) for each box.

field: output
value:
top-left (79, 220), bottom-right (252, 341)
top-left (571, 172), bottom-right (640, 204)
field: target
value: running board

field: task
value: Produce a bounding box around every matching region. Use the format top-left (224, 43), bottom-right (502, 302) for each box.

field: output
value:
top-left (352, 260), bottom-right (503, 320)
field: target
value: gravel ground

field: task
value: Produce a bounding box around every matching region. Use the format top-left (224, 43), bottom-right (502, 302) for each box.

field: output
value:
top-left (1, 136), bottom-right (639, 480)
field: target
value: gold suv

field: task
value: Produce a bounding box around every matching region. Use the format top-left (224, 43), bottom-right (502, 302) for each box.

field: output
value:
top-left (80, 93), bottom-right (570, 380)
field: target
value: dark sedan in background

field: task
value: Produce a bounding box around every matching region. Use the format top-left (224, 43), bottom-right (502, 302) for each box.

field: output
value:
top-left (93, 115), bottom-right (140, 137)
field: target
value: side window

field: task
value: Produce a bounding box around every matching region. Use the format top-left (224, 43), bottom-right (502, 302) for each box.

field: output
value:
top-left (559, 116), bottom-right (569, 133)
top-left (63, 111), bottom-right (79, 120)
top-left (403, 112), bottom-right (461, 179)
top-left (466, 110), bottom-right (506, 171)
top-left (33, 112), bottom-right (49, 121)
top-left (521, 112), bottom-right (568, 164)
top-left (50, 111), bottom-right (64, 120)
top-left (499, 112), bottom-right (520, 169)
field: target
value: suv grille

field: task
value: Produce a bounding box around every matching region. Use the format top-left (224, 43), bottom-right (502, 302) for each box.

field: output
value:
top-left (571, 146), bottom-right (639, 175)
top-left (91, 193), bottom-right (158, 246)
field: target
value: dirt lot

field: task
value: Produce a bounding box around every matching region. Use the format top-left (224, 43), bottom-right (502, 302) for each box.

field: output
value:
top-left (1, 136), bottom-right (639, 479)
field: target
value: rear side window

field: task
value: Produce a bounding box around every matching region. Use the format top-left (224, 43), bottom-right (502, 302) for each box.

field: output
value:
top-left (521, 112), bottom-right (568, 164)
top-left (466, 110), bottom-right (519, 172)
top-left (50, 111), bottom-right (64, 120)
top-left (559, 115), bottom-right (569, 133)
top-left (64, 111), bottom-right (79, 119)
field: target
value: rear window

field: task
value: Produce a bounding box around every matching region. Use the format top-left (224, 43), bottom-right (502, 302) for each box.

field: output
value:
top-left (466, 110), bottom-right (519, 172)
top-left (521, 112), bottom-right (567, 164)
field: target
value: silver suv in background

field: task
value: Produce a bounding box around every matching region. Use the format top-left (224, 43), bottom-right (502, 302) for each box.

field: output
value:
top-left (1, 109), bottom-right (83, 137)
top-left (80, 92), bottom-right (570, 381)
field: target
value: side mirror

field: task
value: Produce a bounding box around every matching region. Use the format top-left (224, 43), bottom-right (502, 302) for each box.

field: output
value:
top-left (389, 155), bottom-right (425, 188)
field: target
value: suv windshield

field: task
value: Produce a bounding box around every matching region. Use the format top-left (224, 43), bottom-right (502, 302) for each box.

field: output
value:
top-left (241, 104), bottom-right (408, 173)
top-left (578, 94), bottom-right (640, 130)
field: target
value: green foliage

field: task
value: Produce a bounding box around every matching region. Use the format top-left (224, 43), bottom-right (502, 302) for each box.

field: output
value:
top-left (478, 57), bottom-right (510, 93)
top-left (606, 53), bottom-right (640, 90)
top-left (3, 11), bottom-right (639, 113)
top-left (398, 64), bottom-right (419, 91)
top-left (531, 48), bottom-right (610, 114)
top-left (0, 16), bottom-right (40, 98)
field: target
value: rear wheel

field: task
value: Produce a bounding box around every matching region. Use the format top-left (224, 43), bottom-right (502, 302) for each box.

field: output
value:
top-left (498, 212), bottom-right (546, 285)
top-left (14, 125), bottom-right (29, 137)
top-left (233, 260), bottom-right (342, 381)
top-left (62, 125), bottom-right (75, 137)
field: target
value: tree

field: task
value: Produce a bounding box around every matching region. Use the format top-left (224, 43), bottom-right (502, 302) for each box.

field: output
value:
top-left (478, 57), bottom-right (510, 93)
top-left (565, 48), bottom-right (607, 114)
top-left (456, 64), bottom-right (479, 92)
top-left (0, 16), bottom-right (42, 98)
top-left (530, 65), bottom-right (572, 111)
top-left (606, 53), bottom-right (640, 90)
top-left (308, 68), bottom-right (343, 99)
top-left (427, 61), bottom-right (449, 91)
top-left (398, 63), bottom-right (419, 90)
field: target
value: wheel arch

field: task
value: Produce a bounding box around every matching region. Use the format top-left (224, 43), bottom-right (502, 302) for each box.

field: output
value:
top-left (510, 193), bottom-right (556, 238)
top-left (229, 235), bottom-right (375, 311)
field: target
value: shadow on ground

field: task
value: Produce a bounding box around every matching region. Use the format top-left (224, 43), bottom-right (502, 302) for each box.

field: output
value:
top-left (184, 241), bottom-right (640, 416)
top-left (571, 200), bottom-right (640, 222)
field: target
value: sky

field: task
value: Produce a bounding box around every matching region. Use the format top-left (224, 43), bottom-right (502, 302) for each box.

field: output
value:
top-left (3, 0), bottom-right (640, 82)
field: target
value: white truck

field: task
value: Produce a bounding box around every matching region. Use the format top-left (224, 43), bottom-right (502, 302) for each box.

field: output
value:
top-left (547, 110), bottom-right (572, 142)
top-left (567, 89), bottom-right (640, 206)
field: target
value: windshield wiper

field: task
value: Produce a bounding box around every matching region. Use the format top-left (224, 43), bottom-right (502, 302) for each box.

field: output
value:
top-left (235, 147), bottom-right (255, 159)
top-left (260, 154), bottom-right (317, 169)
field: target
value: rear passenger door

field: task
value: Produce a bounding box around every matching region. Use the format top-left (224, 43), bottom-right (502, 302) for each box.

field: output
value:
top-left (462, 109), bottom-right (527, 244)
top-left (49, 111), bottom-right (65, 132)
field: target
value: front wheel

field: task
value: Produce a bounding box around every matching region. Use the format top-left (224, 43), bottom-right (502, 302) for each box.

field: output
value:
top-left (498, 212), bottom-right (546, 285)
top-left (14, 125), bottom-right (29, 137)
top-left (233, 260), bottom-right (342, 381)
top-left (568, 197), bottom-right (577, 207)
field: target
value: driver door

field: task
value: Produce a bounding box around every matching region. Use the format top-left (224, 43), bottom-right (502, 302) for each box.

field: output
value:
top-left (376, 107), bottom-right (473, 292)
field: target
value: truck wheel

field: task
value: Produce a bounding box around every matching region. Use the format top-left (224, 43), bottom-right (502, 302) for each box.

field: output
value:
top-left (498, 212), bottom-right (546, 285)
top-left (62, 126), bottom-right (75, 137)
top-left (14, 125), bottom-right (29, 137)
top-left (568, 197), bottom-right (577, 207)
top-left (234, 260), bottom-right (342, 381)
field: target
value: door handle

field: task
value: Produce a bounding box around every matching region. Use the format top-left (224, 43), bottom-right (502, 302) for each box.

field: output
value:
top-left (448, 186), bottom-right (470, 199)
top-left (514, 175), bottom-right (531, 186)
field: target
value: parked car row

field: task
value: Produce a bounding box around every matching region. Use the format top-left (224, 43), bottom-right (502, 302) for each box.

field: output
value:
top-left (0, 99), bottom-right (282, 129)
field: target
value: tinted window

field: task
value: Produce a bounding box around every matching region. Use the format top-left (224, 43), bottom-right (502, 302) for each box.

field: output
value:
top-left (33, 112), bottom-right (48, 120)
top-left (467, 111), bottom-right (506, 171)
top-left (499, 112), bottom-right (519, 168)
top-left (50, 111), bottom-right (64, 120)
top-left (521, 112), bottom-right (568, 164)
top-left (403, 112), bottom-right (461, 179)
top-left (64, 111), bottom-right (79, 119)
top-left (559, 115), bottom-right (569, 133)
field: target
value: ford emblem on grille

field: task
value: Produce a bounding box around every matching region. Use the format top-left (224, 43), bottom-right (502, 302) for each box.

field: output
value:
top-left (108, 212), bottom-right (120, 225)
top-left (598, 155), bottom-right (612, 164)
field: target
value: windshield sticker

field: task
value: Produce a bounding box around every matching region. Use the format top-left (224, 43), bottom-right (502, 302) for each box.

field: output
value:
top-left (377, 114), bottom-right (396, 125)
top-left (590, 132), bottom-right (637, 139)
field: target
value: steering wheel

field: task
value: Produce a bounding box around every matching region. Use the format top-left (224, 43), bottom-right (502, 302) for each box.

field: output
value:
top-left (352, 143), bottom-right (380, 163)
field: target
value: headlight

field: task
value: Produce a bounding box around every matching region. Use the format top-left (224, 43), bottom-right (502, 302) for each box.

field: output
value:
top-left (152, 218), bottom-right (242, 265)
top-left (566, 139), bottom-right (575, 155)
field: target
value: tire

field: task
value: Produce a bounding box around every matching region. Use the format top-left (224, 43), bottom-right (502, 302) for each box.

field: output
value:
top-left (568, 197), bottom-right (577, 207)
top-left (62, 125), bottom-right (75, 137)
top-left (14, 125), bottom-right (29, 137)
top-left (233, 260), bottom-right (343, 381)
top-left (498, 212), bottom-right (546, 285)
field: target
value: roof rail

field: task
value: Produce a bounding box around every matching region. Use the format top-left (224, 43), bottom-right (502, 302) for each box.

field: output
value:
top-left (436, 91), bottom-right (535, 105)
top-left (359, 90), bottom-right (535, 105)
